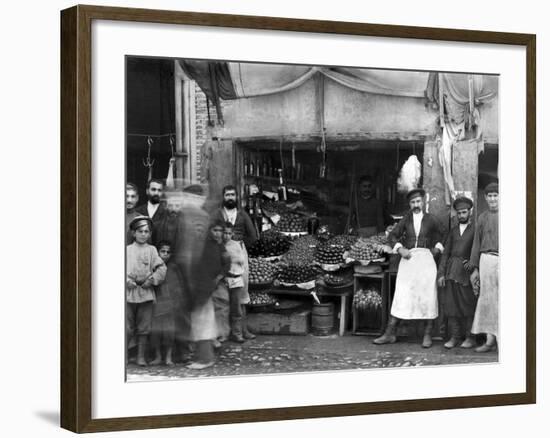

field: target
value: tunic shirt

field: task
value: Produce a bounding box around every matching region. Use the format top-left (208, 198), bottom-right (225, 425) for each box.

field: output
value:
top-left (438, 222), bottom-right (475, 286)
top-left (126, 242), bottom-right (167, 303)
top-left (469, 210), bottom-right (499, 268)
top-left (224, 239), bottom-right (246, 289)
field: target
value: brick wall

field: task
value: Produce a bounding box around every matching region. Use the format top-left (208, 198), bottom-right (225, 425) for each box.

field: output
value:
top-left (194, 83), bottom-right (230, 182)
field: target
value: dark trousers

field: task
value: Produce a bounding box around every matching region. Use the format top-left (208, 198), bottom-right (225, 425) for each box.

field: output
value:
top-left (126, 301), bottom-right (154, 345)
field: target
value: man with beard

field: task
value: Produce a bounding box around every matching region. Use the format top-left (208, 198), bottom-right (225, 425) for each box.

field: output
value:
top-left (437, 196), bottom-right (477, 349)
top-left (136, 178), bottom-right (167, 246)
top-left (126, 183), bottom-right (140, 244)
top-left (469, 182), bottom-right (499, 353)
top-left (374, 188), bottom-right (444, 348)
top-left (352, 175), bottom-right (384, 238)
top-left (210, 185), bottom-right (258, 343)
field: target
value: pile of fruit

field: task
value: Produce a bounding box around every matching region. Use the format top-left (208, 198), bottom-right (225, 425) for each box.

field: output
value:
top-left (324, 270), bottom-right (354, 287)
top-left (247, 230), bottom-right (291, 257)
top-left (314, 241), bottom-right (346, 265)
top-left (249, 257), bottom-right (279, 284)
top-left (275, 212), bottom-right (307, 233)
top-left (281, 235), bottom-right (318, 265)
top-left (249, 291), bottom-right (277, 306)
top-left (261, 200), bottom-right (288, 216)
top-left (278, 263), bottom-right (319, 284)
top-left (368, 233), bottom-right (389, 246)
top-left (348, 237), bottom-right (386, 262)
top-left (353, 287), bottom-right (383, 310)
top-left (328, 234), bottom-right (358, 250)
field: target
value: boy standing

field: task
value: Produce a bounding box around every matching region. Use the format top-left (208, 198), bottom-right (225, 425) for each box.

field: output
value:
top-left (223, 222), bottom-right (256, 343)
top-left (150, 241), bottom-right (182, 366)
top-left (127, 216), bottom-right (167, 366)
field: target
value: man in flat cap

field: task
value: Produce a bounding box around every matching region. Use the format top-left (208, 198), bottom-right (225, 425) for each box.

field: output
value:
top-left (469, 182), bottom-right (499, 353)
top-left (437, 196), bottom-right (477, 349)
top-left (374, 188), bottom-right (445, 348)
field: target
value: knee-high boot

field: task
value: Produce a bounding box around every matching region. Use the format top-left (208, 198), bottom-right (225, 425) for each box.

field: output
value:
top-left (373, 316), bottom-right (399, 345)
top-left (422, 319), bottom-right (434, 348)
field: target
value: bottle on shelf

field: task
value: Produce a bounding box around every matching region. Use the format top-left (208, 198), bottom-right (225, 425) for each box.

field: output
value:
top-left (277, 168), bottom-right (288, 202)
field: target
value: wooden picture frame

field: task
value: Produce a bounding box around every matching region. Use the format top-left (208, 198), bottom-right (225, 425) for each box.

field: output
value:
top-left (60, 4), bottom-right (536, 433)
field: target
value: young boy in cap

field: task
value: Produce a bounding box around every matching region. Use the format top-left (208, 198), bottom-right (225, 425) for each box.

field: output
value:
top-left (126, 216), bottom-right (167, 366)
top-left (437, 196), bottom-right (478, 349)
top-left (469, 182), bottom-right (499, 353)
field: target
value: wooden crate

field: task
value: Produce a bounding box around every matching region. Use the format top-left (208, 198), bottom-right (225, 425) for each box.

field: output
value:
top-left (247, 309), bottom-right (311, 335)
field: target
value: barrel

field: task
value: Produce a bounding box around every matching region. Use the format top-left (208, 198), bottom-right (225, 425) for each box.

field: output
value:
top-left (311, 302), bottom-right (334, 335)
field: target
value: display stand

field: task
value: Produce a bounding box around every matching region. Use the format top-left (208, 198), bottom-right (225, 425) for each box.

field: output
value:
top-left (352, 268), bottom-right (388, 336)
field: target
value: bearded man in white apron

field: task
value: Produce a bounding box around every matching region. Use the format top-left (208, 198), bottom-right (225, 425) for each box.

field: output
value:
top-left (374, 188), bottom-right (445, 348)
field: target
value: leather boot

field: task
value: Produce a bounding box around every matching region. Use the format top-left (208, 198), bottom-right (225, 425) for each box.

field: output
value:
top-left (444, 317), bottom-right (461, 349)
top-left (422, 319), bottom-right (434, 348)
top-left (373, 316), bottom-right (399, 344)
top-left (230, 316), bottom-right (245, 343)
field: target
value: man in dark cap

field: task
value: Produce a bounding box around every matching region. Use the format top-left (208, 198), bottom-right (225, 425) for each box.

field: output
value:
top-left (469, 182), bottom-right (499, 353)
top-left (135, 178), bottom-right (168, 245)
top-left (374, 187), bottom-right (445, 348)
top-left (437, 196), bottom-right (477, 349)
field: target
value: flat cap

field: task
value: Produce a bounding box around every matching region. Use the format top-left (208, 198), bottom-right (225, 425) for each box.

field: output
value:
top-left (129, 215), bottom-right (153, 231)
top-left (453, 196), bottom-right (473, 210)
top-left (406, 188), bottom-right (426, 201)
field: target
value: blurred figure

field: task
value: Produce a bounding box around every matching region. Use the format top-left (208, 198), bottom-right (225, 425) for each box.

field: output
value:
top-left (186, 219), bottom-right (228, 370)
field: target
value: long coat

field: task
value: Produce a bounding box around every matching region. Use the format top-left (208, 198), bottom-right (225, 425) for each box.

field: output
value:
top-left (437, 222), bottom-right (475, 286)
top-left (388, 211), bottom-right (444, 250)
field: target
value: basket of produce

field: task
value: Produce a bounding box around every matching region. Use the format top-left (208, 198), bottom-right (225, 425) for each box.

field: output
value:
top-left (281, 235), bottom-right (318, 265)
top-left (345, 234), bottom-right (389, 265)
top-left (277, 262), bottom-right (320, 289)
top-left (274, 212), bottom-right (308, 233)
top-left (248, 257), bottom-right (279, 288)
top-left (323, 270), bottom-right (354, 288)
top-left (248, 290), bottom-right (278, 311)
top-left (328, 234), bottom-right (358, 250)
top-left (314, 241), bottom-right (347, 270)
top-left (353, 287), bottom-right (383, 310)
top-left (247, 229), bottom-right (291, 258)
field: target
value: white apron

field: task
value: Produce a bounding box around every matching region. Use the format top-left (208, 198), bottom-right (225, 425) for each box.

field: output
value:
top-left (391, 248), bottom-right (438, 319)
top-left (471, 253), bottom-right (499, 336)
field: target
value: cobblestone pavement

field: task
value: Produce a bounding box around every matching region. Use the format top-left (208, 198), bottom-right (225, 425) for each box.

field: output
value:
top-left (127, 335), bottom-right (498, 381)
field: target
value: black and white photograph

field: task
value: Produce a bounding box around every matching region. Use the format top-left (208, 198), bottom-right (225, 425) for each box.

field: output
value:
top-left (125, 57), bottom-right (499, 381)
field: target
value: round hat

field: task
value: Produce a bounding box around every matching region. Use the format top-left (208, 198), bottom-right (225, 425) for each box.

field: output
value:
top-left (484, 182), bottom-right (499, 194)
top-left (129, 215), bottom-right (153, 231)
top-left (406, 188), bottom-right (426, 201)
top-left (452, 196), bottom-right (473, 211)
